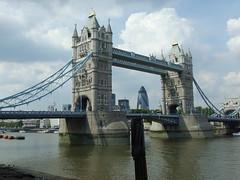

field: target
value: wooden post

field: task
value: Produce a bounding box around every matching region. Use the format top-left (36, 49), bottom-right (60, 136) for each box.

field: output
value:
top-left (131, 118), bottom-right (148, 180)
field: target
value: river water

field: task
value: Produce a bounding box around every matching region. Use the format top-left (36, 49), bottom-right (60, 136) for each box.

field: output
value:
top-left (1, 132), bottom-right (240, 180)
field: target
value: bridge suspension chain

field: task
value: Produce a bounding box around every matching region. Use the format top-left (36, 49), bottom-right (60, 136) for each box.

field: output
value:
top-left (0, 53), bottom-right (93, 110)
top-left (193, 78), bottom-right (240, 118)
top-left (193, 78), bottom-right (226, 116)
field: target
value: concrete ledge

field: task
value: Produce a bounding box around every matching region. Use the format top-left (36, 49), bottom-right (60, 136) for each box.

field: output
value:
top-left (149, 130), bottom-right (214, 139)
top-left (149, 114), bottom-right (215, 139)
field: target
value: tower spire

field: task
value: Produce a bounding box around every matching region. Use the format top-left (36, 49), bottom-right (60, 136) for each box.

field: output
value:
top-left (188, 48), bottom-right (192, 58)
top-left (107, 18), bottom-right (112, 34)
top-left (72, 23), bottom-right (78, 38)
top-left (160, 50), bottom-right (165, 60)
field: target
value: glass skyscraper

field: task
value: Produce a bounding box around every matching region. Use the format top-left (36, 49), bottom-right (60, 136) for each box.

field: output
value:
top-left (137, 86), bottom-right (149, 109)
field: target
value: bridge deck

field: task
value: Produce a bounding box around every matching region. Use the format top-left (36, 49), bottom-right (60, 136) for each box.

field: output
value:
top-left (208, 116), bottom-right (240, 123)
top-left (0, 111), bottom-right (86, 119)
top-left (1, 111), bottom-right (239, 125)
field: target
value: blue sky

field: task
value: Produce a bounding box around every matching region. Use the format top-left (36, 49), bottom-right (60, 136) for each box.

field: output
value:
top-left (0, 0), bottom-right (239, 110)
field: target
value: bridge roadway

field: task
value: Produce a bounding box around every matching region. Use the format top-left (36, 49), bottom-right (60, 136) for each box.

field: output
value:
top-left (0, 111), bottom-right (178, 125)
top-left (0, 111), bottom-right (239, 124)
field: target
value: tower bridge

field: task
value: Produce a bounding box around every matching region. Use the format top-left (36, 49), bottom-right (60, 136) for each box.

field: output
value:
top-left (0, 11), bottom-right (240, 144)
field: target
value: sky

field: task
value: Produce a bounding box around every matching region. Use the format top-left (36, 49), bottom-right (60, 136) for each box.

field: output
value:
top-left (0, 0), bottom-right (240, 111)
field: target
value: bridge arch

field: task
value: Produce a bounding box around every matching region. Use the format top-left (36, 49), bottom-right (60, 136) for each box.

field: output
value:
top-left (169, 104), bottom-right (180, 115)
top-left (75, 95), bottom-right (92, 112)
top-left (225, 109), bottom-right (235, 115)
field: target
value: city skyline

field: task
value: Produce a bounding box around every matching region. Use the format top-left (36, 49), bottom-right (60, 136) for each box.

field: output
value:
top-left (0, 0), bottom-right (240, 110)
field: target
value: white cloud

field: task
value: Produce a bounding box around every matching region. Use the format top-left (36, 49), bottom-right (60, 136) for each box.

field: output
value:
top-left (195, 70), bottom-right (219, 93)
top-left (24, 27), bottom-right (71, 49)
top-left (223, 72), bottom-right (240, 86)
top-left (226, 35), bottom-right (240, 54)
top-left (0, 61), bottom-right (65, 98)
top-left (118, 8), bottom-right (194, 56)
top-left (227, 18), bottom-right (240, 36)
top-left (226, 18), bottom-right (240, 55)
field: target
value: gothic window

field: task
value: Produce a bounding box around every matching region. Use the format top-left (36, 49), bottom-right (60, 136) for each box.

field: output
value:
top-left (104, 93), bottom-right (107, 105)
top-left (88, 32), bottom-right (91, 38)
top-left (170, 90), bottom-right (175, 97)
top-left (98, 92), bottom-right (101, 105)
top-left (101, 94), bottom-right (104, 104)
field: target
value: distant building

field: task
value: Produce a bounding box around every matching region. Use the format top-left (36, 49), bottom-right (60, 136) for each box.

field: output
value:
top-left (112, 94), bottom-right (116, 107)
top-left (63, 104), bottom-right (72, 111)
top-left (49, 119), bottom-right (60, 128)
top-left (118, 99), bottom-right (130, 112)
top-left (22, 119), bottom-right (40, 129)
top-left (221, 97), bottom-right (240, 115)
top-left (137, 86), bottom-right (149, 110)
top-left (40, 119), bottom-right (51, 128)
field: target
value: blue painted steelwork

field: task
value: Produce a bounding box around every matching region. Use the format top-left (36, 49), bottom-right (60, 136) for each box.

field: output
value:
top-left (112, 48), bottom-right (184, 74)
top-left (0, 52), bottom-right (93, 110)
top-left (0, 111), bottom-right (86, 119)
top-left (0, 110), bottom-right (178, 125)
top-left (127, 113), bottom-right (178, 125)
top-left (208, 116), bottom-right (240, 123)
top-left (112, 58), bottom-right (167, 75)
top-left (193, 77), bottom-right (240, 118)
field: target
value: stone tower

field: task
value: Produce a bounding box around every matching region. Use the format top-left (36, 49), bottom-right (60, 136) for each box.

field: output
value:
top-left (59, 11), bottom-right (129, 145)
top-left (72, 10), bottom-right (113, 112)
top-left (161, 42), bottom-right (194, 115)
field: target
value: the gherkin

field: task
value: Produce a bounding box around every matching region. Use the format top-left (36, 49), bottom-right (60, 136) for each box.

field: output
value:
top-left (137, 86), bottom-right (149, 109)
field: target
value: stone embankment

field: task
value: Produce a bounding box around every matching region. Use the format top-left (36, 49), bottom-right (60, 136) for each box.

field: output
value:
top-left (0, 164), bottom-right (77, 180)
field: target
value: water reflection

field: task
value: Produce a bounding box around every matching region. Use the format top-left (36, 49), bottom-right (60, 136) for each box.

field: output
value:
top-left (1, 133), bottom-right (240, 179)
top-left (148, 139), bottom-right (205, 180)
top-left (58, 145), bottom-right (134, 179)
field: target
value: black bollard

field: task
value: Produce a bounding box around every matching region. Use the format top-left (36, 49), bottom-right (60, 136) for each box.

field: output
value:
top-left (131, 118), bottom-right (148, 180)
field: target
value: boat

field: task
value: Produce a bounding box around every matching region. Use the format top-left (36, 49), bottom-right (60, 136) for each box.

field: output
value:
top-left (37, 130), bottom-right (51, 133)
top-left (233, 132), bottom-right (240, 136)
top-left (0, 135), bottom-right (3, 138)
top-left (14, 136), bottom-right (25, 140)
top-left (19, 130), bottom-right (26, 133)
top-left (8, 136), bottom-right (15, 139)
top-left (3, 135), bottom-right (8, 139)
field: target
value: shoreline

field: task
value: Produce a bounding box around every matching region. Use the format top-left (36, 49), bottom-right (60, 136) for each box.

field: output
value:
top-left (0, 164), bottom-right (77, 180)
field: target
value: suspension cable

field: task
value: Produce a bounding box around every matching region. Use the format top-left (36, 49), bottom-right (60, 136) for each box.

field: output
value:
top-left (0, 53), bottom-right (93, 110)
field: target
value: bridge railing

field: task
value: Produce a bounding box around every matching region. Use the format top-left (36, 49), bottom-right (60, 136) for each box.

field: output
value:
top-left (0, 111), bottom-right (87, 119)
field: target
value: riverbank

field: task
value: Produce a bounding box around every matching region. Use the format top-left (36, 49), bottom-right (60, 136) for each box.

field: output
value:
top-left (0, 164), bottom-right (77, 180)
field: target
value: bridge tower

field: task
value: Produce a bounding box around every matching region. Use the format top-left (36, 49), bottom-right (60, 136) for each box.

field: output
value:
top-left (150, 42), bottom-right (214, 139)
top-left (72, 11), bottom-right (113, 112)
top-left (59, 11), bottom-right (129, 145)
top-left (162, 42), bottom-right (194, 115)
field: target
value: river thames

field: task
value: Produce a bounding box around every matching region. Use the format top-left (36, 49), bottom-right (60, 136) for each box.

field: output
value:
top-left (1, 132), bottom-right (240, 180)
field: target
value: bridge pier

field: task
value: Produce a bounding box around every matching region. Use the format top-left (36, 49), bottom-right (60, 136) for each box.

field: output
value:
top-left (59, 111), bottom-right (130, 145)
top-left (149, 115), bottom-right (214, 139)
